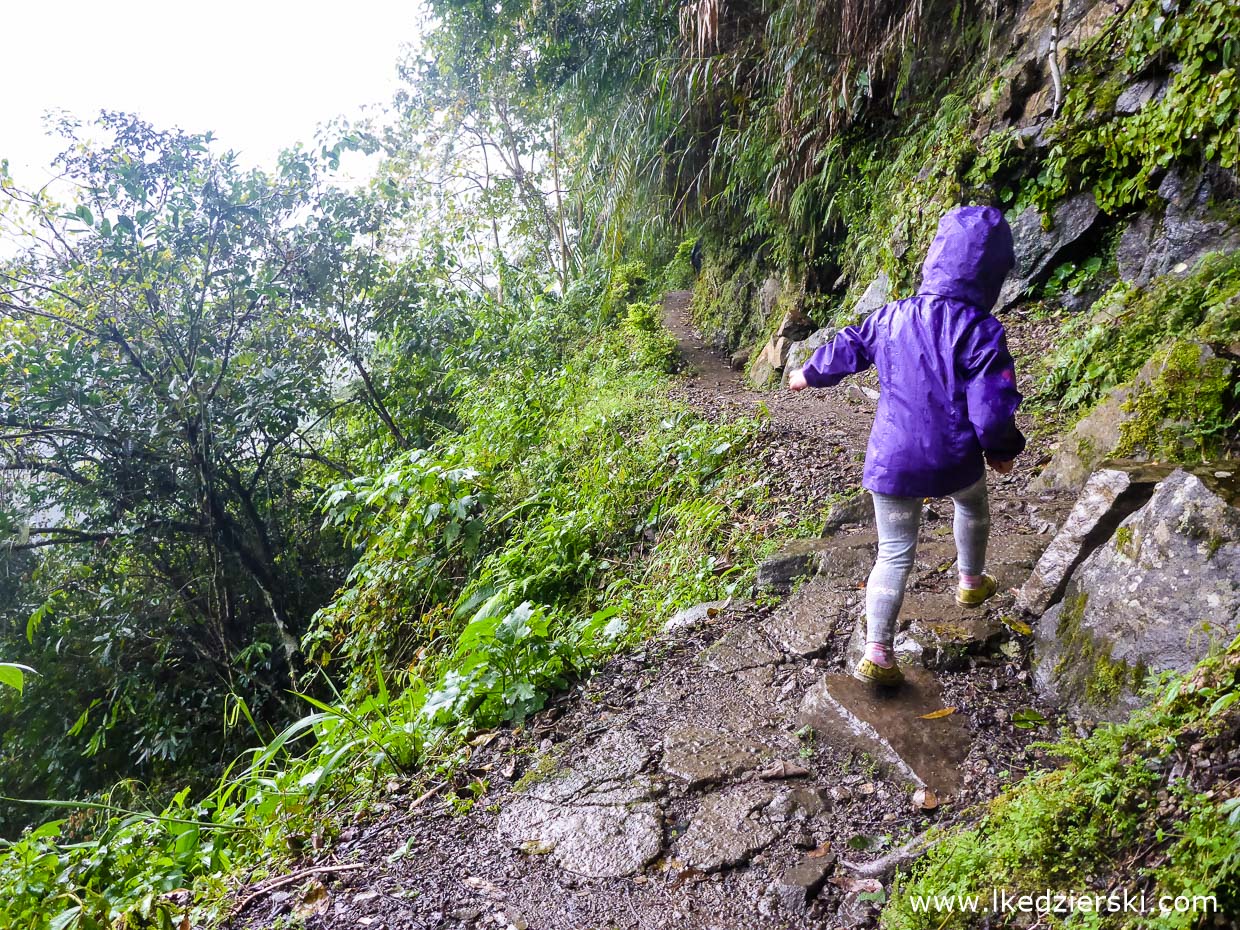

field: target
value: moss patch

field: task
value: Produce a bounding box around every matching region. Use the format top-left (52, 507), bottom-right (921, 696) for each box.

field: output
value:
top-left (1115, 339), bottom-right (1235, 463)
top-left (1052, 591), bottom-right (1148, 710)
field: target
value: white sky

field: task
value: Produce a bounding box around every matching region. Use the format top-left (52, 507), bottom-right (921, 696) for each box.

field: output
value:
top-left (1, 0), bottom-right (422, 187)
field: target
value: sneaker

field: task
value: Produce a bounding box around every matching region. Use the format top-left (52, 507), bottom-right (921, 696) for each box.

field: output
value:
top-left (853, 657), bottom-right (905, 687)
top-left (956, 572), bottom-right (998, 608)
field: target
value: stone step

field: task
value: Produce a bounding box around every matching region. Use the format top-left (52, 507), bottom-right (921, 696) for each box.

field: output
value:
top-left (798, 668), bottom-right (970, 796)
top-left (764, 578), bottom-right (859, 657)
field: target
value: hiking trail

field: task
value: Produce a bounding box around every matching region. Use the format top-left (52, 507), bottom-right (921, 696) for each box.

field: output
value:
top-left (228, 292), bottom-right (1076, 930)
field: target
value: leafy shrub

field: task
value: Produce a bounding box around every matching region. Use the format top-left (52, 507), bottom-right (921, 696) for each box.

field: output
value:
top-left (622, 299), bottom-right (680, 372)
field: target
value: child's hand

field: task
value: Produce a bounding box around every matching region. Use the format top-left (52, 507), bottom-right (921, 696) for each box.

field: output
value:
top-left (788, 369), bottom-right (808, 392)
top-left (986, 455), bottom-right (1015, 474)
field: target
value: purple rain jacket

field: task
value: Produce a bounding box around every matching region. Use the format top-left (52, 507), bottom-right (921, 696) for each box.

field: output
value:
top-left (801, 205), bottom-right (1026, 498)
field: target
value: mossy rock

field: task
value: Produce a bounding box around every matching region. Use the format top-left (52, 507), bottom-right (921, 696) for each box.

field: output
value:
top-left (1035, 339), bottom-right (1236, 492)
top-left (1033, 469), bottom-right (1240, 722)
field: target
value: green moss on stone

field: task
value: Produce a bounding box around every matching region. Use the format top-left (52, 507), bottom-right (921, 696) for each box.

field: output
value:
top-left (1052, 590), bottom-right (1146, 711)
top-left (1114, 525), bottom-right (1136, 559)
top-left (1115, 339), bottom-right (1233, 463)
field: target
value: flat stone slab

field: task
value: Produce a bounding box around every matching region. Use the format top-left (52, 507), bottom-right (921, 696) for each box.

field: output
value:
top-left (697, 625), bottom-right (782, 674)
top-left (498, 730), bottom-right (664, 878)
top-left (661, 725), bottom-right (778, 787)
top-left (821, 492), bottom-right (875, 535)
top-left (898, 615), bottom-right (1008, 671)
top-left (676, 785), bottom-right (785, 871)
top-left (756, 538), bottom-right (835, 593)
top-left (664, 599), bottom-right (727, 633)
top-left (798, 669), bottom-right (969, 796)
top-left (765, 579), bottom-right (857, 657)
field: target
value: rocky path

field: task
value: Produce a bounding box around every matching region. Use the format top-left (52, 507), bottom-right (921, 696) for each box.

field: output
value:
top-left (230, 294), bottom-right (1078, 930)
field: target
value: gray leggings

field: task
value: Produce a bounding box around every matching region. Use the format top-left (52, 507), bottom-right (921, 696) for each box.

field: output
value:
top-left (866, 475), bottom-right (990, 646)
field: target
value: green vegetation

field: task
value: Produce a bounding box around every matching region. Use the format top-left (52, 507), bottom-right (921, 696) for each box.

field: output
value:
top-left (885, 638), bottom-right (1240, 929)
top-left (0, 0), bottom-right (1237, 927)
top-left (1039, 251), bottom-right (1240, 413)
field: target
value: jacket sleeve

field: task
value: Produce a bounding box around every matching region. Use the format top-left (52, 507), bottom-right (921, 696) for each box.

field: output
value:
top-left (801, 312), bottom-right (878, 388)
top-left (960, 316), bottom-right (1026, 460)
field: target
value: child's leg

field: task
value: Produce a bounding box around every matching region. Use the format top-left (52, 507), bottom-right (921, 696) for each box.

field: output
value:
top-left (865, 493), bottom-right (923, 664)
top-left (949, 475), bottom-right (990, 584)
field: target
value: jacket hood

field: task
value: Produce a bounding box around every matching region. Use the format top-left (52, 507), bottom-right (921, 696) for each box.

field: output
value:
top-left (917, 205), bottom-right (1015, 312)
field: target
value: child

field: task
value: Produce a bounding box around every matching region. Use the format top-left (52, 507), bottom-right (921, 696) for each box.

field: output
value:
top-left (788, 205), bottom-right (1025, 686)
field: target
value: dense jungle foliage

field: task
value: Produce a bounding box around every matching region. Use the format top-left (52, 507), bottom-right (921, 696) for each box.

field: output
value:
top-left (0, 0), bottom-right (1237, 926)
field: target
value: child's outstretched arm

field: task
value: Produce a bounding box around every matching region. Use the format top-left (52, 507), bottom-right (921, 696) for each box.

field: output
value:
top-left (788, 313), bottom-right (878, 391)
top-left (960, 316), bottom-right (1026, 464)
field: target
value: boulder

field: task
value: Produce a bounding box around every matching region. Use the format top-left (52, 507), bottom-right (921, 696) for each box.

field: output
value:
top-left (759, 276), bottom-right (782, 321)
top-left (853, 271), bottom-right (892, 318)
top-left (1018, 463), bottom-right (1175, 615)
top-left (783, 326), bottom-right (837, 384)
top-left (1034, 342), bottom-right (1232, 491)
top-left (996, 192), bottom-right (1102, 313)
top-left (1116, 169), bottom-right (1240, 287)
top-left (729, 347), bottom-right (751, 370)
top-left (775, 307), bottom-right (816, 343)
top-left (1114, 74), bottom-right (1167, 115)
top-left (1034, 468), bottom-right (1240, 721)
top-left (821, 490), bottom-right (875, 535)
top-left (747, 336), bottom-right (790, 388)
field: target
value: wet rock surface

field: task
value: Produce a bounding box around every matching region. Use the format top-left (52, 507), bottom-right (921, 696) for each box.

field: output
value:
top-left (661, 726), bottom-right (778, 787)
top-left (852, 272), bottom-right (892, 319)
top-left (676, 785), bottom-right (787, 871)
top-left (497, 737), bottom-right (665, 877)
top-left (1018, 463), bottom-right (1172, 615)
top-left (996, 192), bottom-right (1102, 313)
top-left (764, 579), bottom-right (855, 657)
top-left (1116, 169), bottom-right (1240, 287)
top-left (799, 668), bottom-right (971, 796)
top-left (1035, 469), bottom-right (1240, 721)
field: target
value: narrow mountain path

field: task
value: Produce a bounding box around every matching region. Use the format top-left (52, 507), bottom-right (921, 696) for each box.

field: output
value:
top-left (230, 294), bottom-right (1076, 930)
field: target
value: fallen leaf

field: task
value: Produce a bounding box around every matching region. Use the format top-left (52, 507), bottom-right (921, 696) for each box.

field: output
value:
top-left (757, 759), bottom-right (811, 780)
top-left (919, 707), bottom-right (957, 719)
top-left (808, 842), bottom-right (832, 859)
top-left (913, 787), bottom-right (939, 810)
top-left (1002, 616), bottom-right (1033, 636)
top-left (831, 875), bottom-right (883, 894)
top-left (293, 880), bottom-right (330, 919)
top-left (518, 839), bottom-right (556, 856)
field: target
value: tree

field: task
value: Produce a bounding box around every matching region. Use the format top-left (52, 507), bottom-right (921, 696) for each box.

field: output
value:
top-left (0, 115), bottom-right (356, 784)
